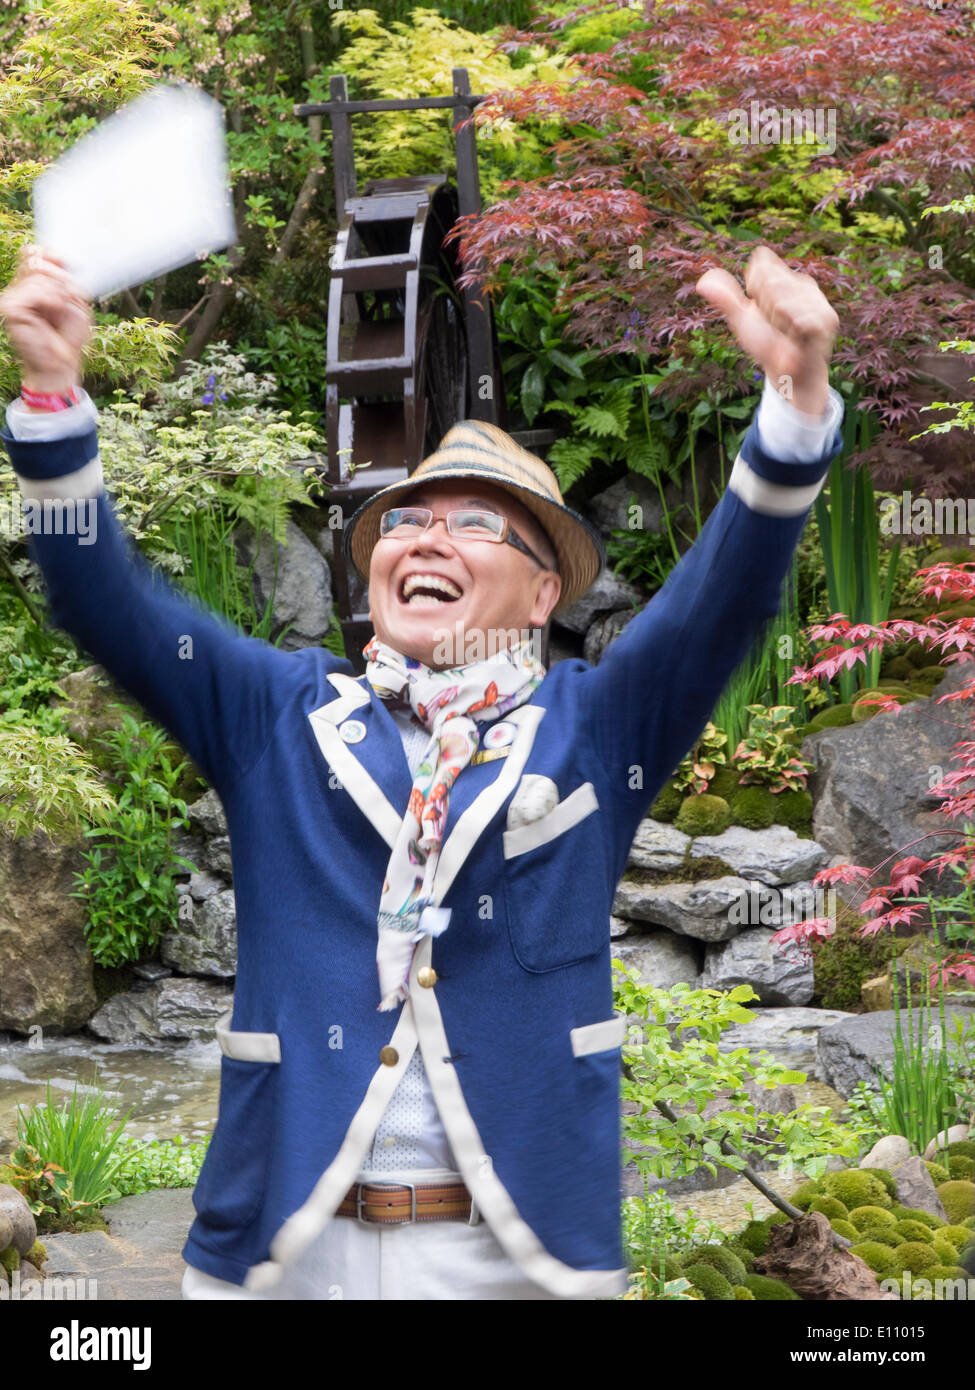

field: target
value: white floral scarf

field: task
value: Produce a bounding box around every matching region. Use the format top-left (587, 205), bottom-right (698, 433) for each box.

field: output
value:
top-left (363, 636), bottom-right (545, 1010)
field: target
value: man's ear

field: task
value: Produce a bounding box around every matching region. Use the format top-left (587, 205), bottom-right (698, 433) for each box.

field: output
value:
top-left (530, 571), bottom-right (562, 628)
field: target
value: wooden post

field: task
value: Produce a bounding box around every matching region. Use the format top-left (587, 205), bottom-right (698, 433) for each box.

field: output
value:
top-left (329, 75), bottom-right (356, 214)
top-left (452, 67), bottom-right (497, 424)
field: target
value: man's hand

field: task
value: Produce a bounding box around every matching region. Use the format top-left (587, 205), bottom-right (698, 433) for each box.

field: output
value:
top-left (695, 246), bottom-right (839, 417)
top-left (0, 245), bottom-right (92, 398)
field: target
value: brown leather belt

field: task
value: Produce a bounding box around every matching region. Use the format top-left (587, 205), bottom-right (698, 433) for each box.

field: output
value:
top-left (337, 1180), bottom-right (474, 1225)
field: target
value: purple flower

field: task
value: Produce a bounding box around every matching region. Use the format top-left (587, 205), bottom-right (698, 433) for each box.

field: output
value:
top-left (202, 390), bottom-right (214, 404)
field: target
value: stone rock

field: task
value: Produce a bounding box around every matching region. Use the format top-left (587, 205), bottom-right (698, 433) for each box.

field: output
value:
top-left (47, 664), bottom-right (140, 754)
top-left (204, 836), bottom-right (233, 877)
top-left (583, 608), bottom-right (639, 665)
top-left (715, 1006), bottom-right (854, 1076)
top-left (236, 517), bottom-right (333, 652)
top-left (627, 819), bottom-right (690, 872)
top-left (755, 1211), bottom-right (898, 1300)
top-left (700, 927), bottom-right (815, 1006)
top-left (161, 888), bottom-right (237, 977)
top-left (0, 1211), bottom-right (12, 1252)
top-left (610, 915), bottom-right (630, 939)
top-left (817, 1005), bottom-right (975, 1098)
top-left (688, 824), bottom-right (830, 885)
top-left (612, 875), bottom-right (749, 941)
top-left (172, 827), bottom-right (202, 872)
top-left (805, 660), bottom-right (975, 870)
top-left (585, 473), bottom-right (675, 537)
top-left (0, 1185), bottom-right (36, 1257)
top-left (313, 525), bottom-right (334, 561)
top-left (87, 976), bottom-right (233, 1044)
top-left (186, 871), bottom-right (225, 903)
top-left (861, 973), bottom-right (892, 1012)
top-left (891, 1155), bottom-right (948, 1221)
top-left (554, 566), bottom-right (643, 636)
top-left (611, 930), bottom-right (701, 990)
top-left (859, 1135), bottom-right (911, 1171)
top-left (923, 1124), bottom-right (971, 1161)
top-left (0, 828), bottom-right (96, 1033)
top-left (186, 790), bottom-right (227, 838)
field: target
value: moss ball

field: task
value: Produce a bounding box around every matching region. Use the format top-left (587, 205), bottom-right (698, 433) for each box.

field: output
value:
top-left (725, 1242), bottom-right (756, 1272)
top-left (770, 787), bottom-right (814, 833)
top-left (649, 780), bottom-right (683, 822)
top-left (893, 1219), bottom-right (936, 1243)
top-left (848, 1204), bottom-right (896, 1232)
top-left (643, 1251), bottom-right (685, 1282)
top-left (923, 1161), bottom-right (951, 1186)
top-left (708, 765), bottom-right (742, 800)
top-left (737, 1219), bottom-right (773, 1255)
top-left (823, 1170), bottom-right (891, 1211)
top-left (684, 1262), bottom-right (735, 1301)
top-left (0, 1247), bottom-right (19, 1273)
top-left (895, 1241), bottom-right (940, 1274)
top-left (925, 1266), bottom-right (971, 1293)
top-left (944, 1140), bottom-right (975, 1162)
top-left (691, 1245), bottom-right (748, 1284)
top-left (939, 1225), bottom-right (971, 1251)
top-left (879, 655), bottom-right (914, 681)
top-left (733, 1285), bottom-right (756, 1300)
top-left (790, 1180), bottom-right (826, 1212)
top-left (23, 1239), bottom-right (46, 1270)
top-left (808, 704), bottom-right (855, 730)
top-left (860, 1225), bottom-right (904, 1249)
top-left (728, 784), bottom-right (777, 830)
top-left (932, 1236), bottom-right (960, 1264)
top-left (851, 1241), bottom-right (896, 1275)
top-left (850, 688), bottom-right (914, 721)
top-left (675, 793), bottom-right (731, 836)
top-left (808, 1195), bottom-right (849, 1222)
top-left (742, 1272), bottom-right (801, 1301)
top-left (937, 1180), bottom-right (975, 1224)
top-left (948, 1156), bottom-right (975, 1182)
top-left (859, 1167), bottom-right (898, 1200)
top-left (892, 1205), bottom-right (942, 1228)
top-left (831, 1219), bottom-right (860, 1242)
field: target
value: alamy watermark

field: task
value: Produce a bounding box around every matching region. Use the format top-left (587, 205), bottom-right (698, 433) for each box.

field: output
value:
top-left (727, 101), bottom-right (837, 156)
top-left (0, 495), bottom-right (97, 545)
top-left (879, 491), bottom-right (975, 543)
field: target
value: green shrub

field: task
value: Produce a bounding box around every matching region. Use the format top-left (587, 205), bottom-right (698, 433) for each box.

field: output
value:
top-left (937, 1180), bottom-right (975, 1224)
top-left (683, 1262), bottom-right (735, 1300)
top-left (728, 784), bottom-right (776, 830)
top-left (851, 1241), bottom-right (896, 1275)
top-left (674, 793), bottom-right (731, 836)
top-left (685, 1244), bottom-right (747, 1285)
top-left (823, 1170), bottom-right (892, 1211)
top-left (895, 1241), bottom-right (940, 1274)
top-left (848, 1204), bottom-right (897, 1232)
top-left (808, 1195), bottom-right (849, 1222)
top-left (742, 1272), bottom-right (801, 1300)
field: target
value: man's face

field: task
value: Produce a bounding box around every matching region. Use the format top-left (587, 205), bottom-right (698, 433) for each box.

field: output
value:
top-left (367, 479), bottom-right (562, 668)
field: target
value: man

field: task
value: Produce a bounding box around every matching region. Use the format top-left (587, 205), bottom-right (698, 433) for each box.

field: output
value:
top-left (0, 244), bottom-right (843, 1300)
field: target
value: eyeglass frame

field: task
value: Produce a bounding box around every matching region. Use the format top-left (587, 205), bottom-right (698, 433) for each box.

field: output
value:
top-left (377, 506), bottom-right (555, 573)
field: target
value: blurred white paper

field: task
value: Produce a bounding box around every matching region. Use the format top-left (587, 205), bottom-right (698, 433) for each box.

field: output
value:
top-left (33, 82), bottom-right (237, 300)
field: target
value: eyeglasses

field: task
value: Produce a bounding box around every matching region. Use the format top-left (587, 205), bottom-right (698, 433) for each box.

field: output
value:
top-left (378, 507), bottom-right (553, 571)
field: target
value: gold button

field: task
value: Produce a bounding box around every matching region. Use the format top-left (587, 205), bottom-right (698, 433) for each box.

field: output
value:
top-left (417, 967), bottom-right (438, 989)
top-left (379, 1046), bottom-right (398, 1066)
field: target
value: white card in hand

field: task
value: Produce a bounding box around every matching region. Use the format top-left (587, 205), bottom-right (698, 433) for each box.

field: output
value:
top-left (33, 82), bottom-right (237, 301)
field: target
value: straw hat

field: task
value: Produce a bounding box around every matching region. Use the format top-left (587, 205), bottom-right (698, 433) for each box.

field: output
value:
top-left (343, 420), bottom-right (605, 612)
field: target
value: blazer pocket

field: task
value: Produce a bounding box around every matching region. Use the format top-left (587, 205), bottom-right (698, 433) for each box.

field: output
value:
top-left (570, 1014), bottom-right (626, 1058)
top-left (215, 1010), bottom-right (281, 1063)
top-left (502, 781), bottom-right (599, 860)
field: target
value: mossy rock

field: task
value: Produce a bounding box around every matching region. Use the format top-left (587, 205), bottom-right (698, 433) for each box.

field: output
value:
top-left (707, 765), bottom-right (742, 800)
top-left (737, 1219), bottom-right (774, 1255)
top-left (859, 1167), bottom-right (898, 1200)
top-left (851, 1241), bottom-right (896, 1275)
top-left (944, 1140), bottom-right (975, 1161)
top-left (808, 1195), bottom-right (848, 1222)
top-left (895, 1241), bottom-right (940, 1274)
top-left (685, 1244), bottom-right (747, 1285)
top-left (649, 780), bottom-right (683, 823)
top-left (850, 687), bottom-right (916, 721)
top-left (923, 1160), bottom-right (951, 1186)
top-left (733, 1285), bottom-right (756, 1300)
top-left (725, 1241), bottom-right (756, 1272)
top-left (891, 1205), bottom-right (943, 1229)
top-left (742, 1272), bottom-right (801, 1301)
top-left (807, 703), bottom-right (855, 730)
top-left (770, 786), bottom-right (813, 833)
top-left (879, 655), bottom-right (915, 681)
top-left (831, 1218), bottom-right (860, 1242)
top-left (810, 913), bottom-right (898, 1012)
top-left (23, 1239), bottom-right (46, 1270)
top-left (948, 1155), bottom-right (975, 1182)
top-left (940, 1225), bottom-right (971, 1251)
top-left (860, 1225), bottom-right (904, 1248)
top-left (936, 1180), bottom-right (975, 1225)
top-left (0, 1246), bottom-right (19, 1273)
top-left (823, 1170), bottom-right (892, 1211)
top-left (728, 783), bottom-right (777, 830)
top-left (848, 1204), bottom-right (897, 1232)
top-left (683, 1262), bottom-right (735, 1300)
top-left (932, 1236), bottom-right (960, 1264)
top-left (674, 793), bottom-right (731, 836)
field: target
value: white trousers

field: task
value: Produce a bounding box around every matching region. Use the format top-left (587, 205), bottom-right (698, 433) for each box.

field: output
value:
top-left (181, 1170), bottom-right (565, 1301)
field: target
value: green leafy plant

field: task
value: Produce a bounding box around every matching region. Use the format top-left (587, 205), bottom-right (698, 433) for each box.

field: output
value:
top-left (69, 710), bottom-right (196, 968)
top-left (111, 1133), bottom-right (210, 1197)
top-left (4, 1143), bottom-right (75, 1225)
top-left (671, 721), bottom-right (728, 796)
top-left (15, 1079), bottom-right (137, 1214)
top-left (0, 723), bottom-right (117, 845)
top-left (733, 704), bottom-right (813, 793)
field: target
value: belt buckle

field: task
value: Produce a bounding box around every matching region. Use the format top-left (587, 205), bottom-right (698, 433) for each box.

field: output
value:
top-left (357, 1181), bottom-right (417, 1226)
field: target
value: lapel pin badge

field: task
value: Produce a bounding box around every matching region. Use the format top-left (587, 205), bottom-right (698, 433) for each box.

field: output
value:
top-left (339, 719), bottom-right (366, 744)
top-left (483, 721), bottom-right (516, 749)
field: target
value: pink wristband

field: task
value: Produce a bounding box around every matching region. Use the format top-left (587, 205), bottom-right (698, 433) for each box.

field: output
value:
top-left (20, 384), bottom-right (80, 412)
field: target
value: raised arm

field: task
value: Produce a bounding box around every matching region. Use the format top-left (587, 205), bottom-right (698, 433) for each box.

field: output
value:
top-left (577, 246), bottom-right (844, 846)
top-left (0, 249), bottom-right (323, 795)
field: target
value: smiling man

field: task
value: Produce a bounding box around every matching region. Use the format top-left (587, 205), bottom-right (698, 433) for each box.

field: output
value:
top-left (0, 244), bottom-right (843, 1301)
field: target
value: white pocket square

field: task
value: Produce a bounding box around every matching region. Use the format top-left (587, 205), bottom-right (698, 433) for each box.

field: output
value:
top-left (506, 774), bottom-right (560, 831)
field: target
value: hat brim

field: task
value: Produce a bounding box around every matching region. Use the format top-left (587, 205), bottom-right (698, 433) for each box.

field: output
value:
top-left (343, 468), bottom-right (606, 614)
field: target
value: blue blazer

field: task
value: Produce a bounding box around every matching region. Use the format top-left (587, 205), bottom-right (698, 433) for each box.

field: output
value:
top-left (1, 412), bottom-right (843, 1297)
